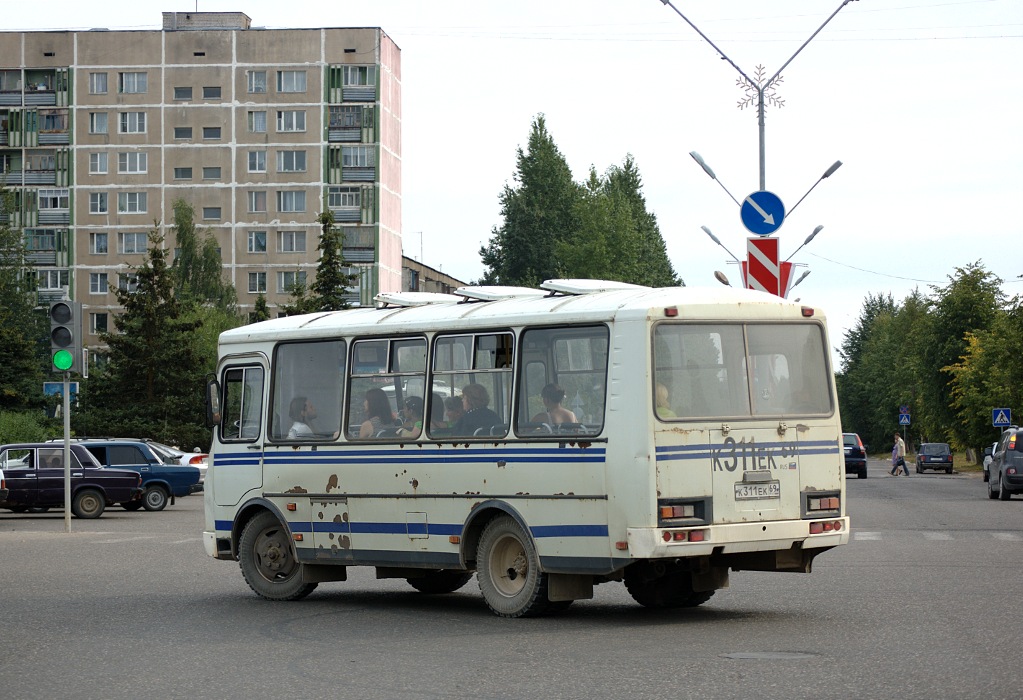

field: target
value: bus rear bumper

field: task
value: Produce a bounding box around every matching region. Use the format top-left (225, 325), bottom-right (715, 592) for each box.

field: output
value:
top-left (626, 517), bottom-right (850, 560)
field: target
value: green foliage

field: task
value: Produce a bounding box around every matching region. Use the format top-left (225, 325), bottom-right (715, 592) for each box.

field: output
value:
top-left (837, 263), bottom-right (1013, 458)
top-left (481, 117), bottom-right (679, 288)
top-left (281, 211), bottom-right (359, 314)
top-left (0, 409), bottom-right (58, 444)
top-left (252, 293), bottom-right (271, 323)
top-left (169, 199), bottom-right (237, 312)
top-left (0, 187), bottom-right (46, 410)
top-left (72, 228), bottom-right (211, 449)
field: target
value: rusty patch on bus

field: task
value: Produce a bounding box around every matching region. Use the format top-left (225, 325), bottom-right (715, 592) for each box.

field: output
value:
top-left (411, 479), bottom-right (419, 490)
top-left (325, 474), bottom-right (339, 492)
top-left (284, 486), bottom-right (308, 493)
top-left (340, 535), bottom-right (351, 549)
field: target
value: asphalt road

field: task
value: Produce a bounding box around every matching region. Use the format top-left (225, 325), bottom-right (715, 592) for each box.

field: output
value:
top-left (1, 460), bottom-right (1019, 700)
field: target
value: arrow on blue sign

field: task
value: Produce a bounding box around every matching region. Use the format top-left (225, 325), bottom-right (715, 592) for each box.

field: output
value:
top-left (740, 190), bottom-right (785, 236)
top-left (899, 414), bottom-right (911, 426)
top-left (993, 408), bottom-right (1012, 427)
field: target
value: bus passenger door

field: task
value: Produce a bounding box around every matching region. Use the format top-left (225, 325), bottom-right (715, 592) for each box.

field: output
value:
top-left (214, 363), bottom-right (267, 507)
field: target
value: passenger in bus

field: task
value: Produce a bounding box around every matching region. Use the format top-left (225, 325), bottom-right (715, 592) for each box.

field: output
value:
top-left (451, 384), bottom-right (501, 436)
top-left (397, 396), bottom-right (425, 438)
top-left (359, 387), bottom-right (397, 438)
top-left (287, 396), bottom-right (318, 439)
top-left (444, 396), bottom-right (465, 427)
top-left (530, 383), bottom-right (577, 426)
top-left (655, 383), bottom-right (677, 418)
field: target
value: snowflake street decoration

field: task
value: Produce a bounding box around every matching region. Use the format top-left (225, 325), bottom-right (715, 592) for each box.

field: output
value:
top-left (736, 65), bottom-right (785, 112)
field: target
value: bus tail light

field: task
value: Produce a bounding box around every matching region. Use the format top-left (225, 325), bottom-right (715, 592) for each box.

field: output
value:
top-left (660, 504), bottom-right (696, 519)
top-left (809, 520), bottom-right (843, 534)
top-left (661, 529), bottom-right (708, 543)
top-left (807, 496), bottom-right (840, 511)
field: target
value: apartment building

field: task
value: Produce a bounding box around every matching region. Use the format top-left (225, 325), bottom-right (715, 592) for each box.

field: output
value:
top-left (0, 11), bottom-right (402, 347)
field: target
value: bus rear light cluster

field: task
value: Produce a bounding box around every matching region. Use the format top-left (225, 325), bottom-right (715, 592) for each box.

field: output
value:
top-left (808, 520), bottom-right (843, 534)
top-left (659, 504), bottom-right (696, 519)
top-left (661, 529), bottom-right (708, 543)
top-left (807, 496), bottom-right (840, 511)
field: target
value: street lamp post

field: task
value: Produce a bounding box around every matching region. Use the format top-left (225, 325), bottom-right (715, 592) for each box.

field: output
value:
top-left (701, 226), bottom-right (741, 264)
top-left (784, 225), bottom-right (825, 262)
top-left (787, 161), bottom-right (843, 217)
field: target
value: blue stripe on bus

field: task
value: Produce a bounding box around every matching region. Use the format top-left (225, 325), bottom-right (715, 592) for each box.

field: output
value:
top-left (215, 446), bottom-right (607, 468)
top-left (214, 519), bottom-right (604, 538)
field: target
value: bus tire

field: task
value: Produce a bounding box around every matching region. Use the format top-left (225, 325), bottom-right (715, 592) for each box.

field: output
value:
top-left (476, 515), bottom-right (553, 618)
top-left (407, 570), bottom-right (474, 594)
top-left (624, 564), bottom-right (715, 608)
top-left (238, 511), bottom-right (317, 601)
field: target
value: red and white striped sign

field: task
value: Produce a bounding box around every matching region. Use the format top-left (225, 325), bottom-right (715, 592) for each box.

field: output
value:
top-left (745, 237), bottom-right (780, 295)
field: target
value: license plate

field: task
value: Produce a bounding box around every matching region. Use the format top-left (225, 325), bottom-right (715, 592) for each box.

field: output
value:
top-left (734, 481), bottom-right (781, 500)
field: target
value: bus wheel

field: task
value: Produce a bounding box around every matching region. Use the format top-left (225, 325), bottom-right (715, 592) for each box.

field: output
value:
top-left (477, 515), bottom-right (552, 618)
top-left (407, 570), bottom-right (473, 594)
top-left (238, 511), bottom-right (317, 601)
top-left (624, 564), bottom-right (715, 608)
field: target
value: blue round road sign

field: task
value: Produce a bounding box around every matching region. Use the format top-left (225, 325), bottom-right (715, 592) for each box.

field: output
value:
top-left (741, 190), bottom-right (785, 236)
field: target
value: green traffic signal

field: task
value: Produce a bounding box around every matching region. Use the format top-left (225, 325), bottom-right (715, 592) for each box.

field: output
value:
top-left (53, 349), bottom-right (74, 371)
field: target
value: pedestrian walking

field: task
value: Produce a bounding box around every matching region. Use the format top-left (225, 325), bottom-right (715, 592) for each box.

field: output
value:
top-left (890, 432), bottom-right (908, 476)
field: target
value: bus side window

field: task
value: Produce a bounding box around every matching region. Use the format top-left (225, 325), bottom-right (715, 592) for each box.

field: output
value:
top-left (221, 366), bottom-right (264, 442)
top-left (271, 340), bottom-right (345, 441)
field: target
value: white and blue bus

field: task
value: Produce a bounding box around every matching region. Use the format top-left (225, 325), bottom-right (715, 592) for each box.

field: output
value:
top-left (202, 279), bottom-right (849, 617)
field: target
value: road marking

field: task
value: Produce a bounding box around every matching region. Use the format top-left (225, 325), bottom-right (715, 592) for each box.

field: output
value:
top-left (170, 538), bottom-right (201, 544)
top-left (854, 532), bottom-right (882, 540)
top-left (94, 536), bottom-right (157, 544)
top-left (923, 532), bottom-right (953, 541)
top-left (992, 532), bottom-right (1021, 541)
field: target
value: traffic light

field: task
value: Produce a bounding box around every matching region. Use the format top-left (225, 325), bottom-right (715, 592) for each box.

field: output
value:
top-left (49, 300), bottom-right (83, 374)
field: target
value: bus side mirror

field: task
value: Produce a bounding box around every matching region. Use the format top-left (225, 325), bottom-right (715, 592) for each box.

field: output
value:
top-left (205, 376), bottom-right (222, 429)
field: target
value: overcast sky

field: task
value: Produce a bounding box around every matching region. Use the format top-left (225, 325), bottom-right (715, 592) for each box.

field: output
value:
top-left (8, 0), bottom-right (1022, 366)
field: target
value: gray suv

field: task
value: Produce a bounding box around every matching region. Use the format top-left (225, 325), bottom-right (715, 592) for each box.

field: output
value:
top-left (988, 427), bottom-right (1023, 500)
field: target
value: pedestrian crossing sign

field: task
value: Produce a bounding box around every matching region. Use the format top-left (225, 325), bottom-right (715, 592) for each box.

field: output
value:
top-left (993, 408), bottom-right (1012, 427)
top-left (899, 413), bottom-right (911, 426)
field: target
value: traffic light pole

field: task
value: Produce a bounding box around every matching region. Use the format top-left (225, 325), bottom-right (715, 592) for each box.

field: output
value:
top-left (63, 371), bottom-right (72, 533)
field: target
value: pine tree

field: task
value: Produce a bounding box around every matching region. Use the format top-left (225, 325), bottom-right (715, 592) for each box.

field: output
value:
top-left (252, 294), bottom-right (271, 322)
top-left (0, 188), bottom-right (45, 409)
top-left (282, 210), bottom-right (359, 314)
top-left (169, 199), bottom-right (237, 312)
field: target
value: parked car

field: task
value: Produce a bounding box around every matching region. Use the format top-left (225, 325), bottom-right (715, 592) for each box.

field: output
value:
top-left (988, 427), bottom-right (1023, 500)
top-left (65, 439), bottom-right (202, 511)
top-left (916, 443), bottom-right (953, 474)
top-left (843, 433), bottom-right (868, 479)
top-left (144, 441), bottom-right (208, 483)
top-left (0, 466), bottom-right (7, 502)
top-left (0, 443), bottom-right (143, 518)
top-left (983, 441), bottom-right (998, 482)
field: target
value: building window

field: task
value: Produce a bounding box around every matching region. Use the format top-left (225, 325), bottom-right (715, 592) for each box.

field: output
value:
top-left (202, 207), bottom-right (221, 220)
top-left (276, 110), bottom-right (306, 132)
top-left (277, 271), bottom-right (307, 292)
top-left (173, 167), bottom-right (192, 180)
top-left (342, 146), bottom-right (373, 168)
top-left (89, 273), bottom-right (108, 294)
top-left (90, 312), bottom-right (108, 334)
top-left (248, 272), bottom-right (267, 293)
top-left (118, 273), bottom-right (139, 293)
top-left (119, 232), bottom-right (148, 254)
top-left (174, 127), bottom-right (192, 140)
top-left (89, 192), bottom-right (108, 214)
top-left (118, 192), bottom-right (147, 214)
top-left (276, 70), bottom-right (307, 93)
top-left (343, 66), bottom-right (376, 86)
top-left (202, 126), bottom-right (221, 140)
top-left (90, 232), bottom-right (108, 254)
top-left (119, 72), bottom-right (147, 94)
top-left (277, 150), bottom-right (306, 173)
top-left (37, 269), bottom-right (69, 290)
top-left (247, 110), bottom-right (267, 133)
top-left (202, 86), bottom-right (221, 99)
top-left (248, 150), bottom-right (266, 173)
top-left (119, 112), bottom-right (146, 134)
top-left (38, 188), bottom-right (69, 210)
top-left (247, 70), bottom-right (267, 94)
top-left (248, 231), bottom-right (267, 253)
top-left (277, 191), bottom-right (306, 213)
top-left (329, 105), bottom-right (363, 128)
top-left (279, 230), bottom-right (306, 253)
top-left (174, 86), bottom-right (192, 100)
top-left (328, 186), bottom-right (361, 209)
top-left (89, 72), bottom-right (108, 95)
top-left (89, 152), bottom-right (108, 174)
top-left (202, 167), bottom-right (222, 180)
top-left (89, 112), bottom-right (108, 135)
top-left (118, 152), bottom-right (148, 174)
top-left (248, 191), bottom-right (267, 213)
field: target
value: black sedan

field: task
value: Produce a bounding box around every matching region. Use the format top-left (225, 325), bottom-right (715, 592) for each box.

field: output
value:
top-left (0, 443), bottom-right (143, 518)
top-left (843, 433), bottom-right (868, 479)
